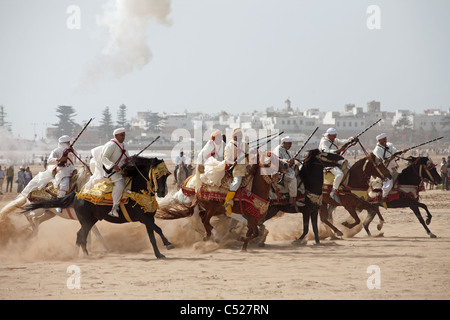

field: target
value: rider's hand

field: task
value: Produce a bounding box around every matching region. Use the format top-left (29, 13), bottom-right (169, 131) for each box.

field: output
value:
top-left (113, 165), bottom-right (121, 173)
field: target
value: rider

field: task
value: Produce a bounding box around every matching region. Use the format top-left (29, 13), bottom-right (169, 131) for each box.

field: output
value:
top-left (373, 133), bottom-right (407, 199)
top-left (223, 128), bottom-right (248, 215)
top-left (47, 135), bottom-right (77, 213)
top-left (101, 128), bottom-right (130, 218)
top-left (197, 130), bottom-right (225, 167)
top-left (174, 151), bottom-right (188, 184)
top-left (319, 128), bottom-right (355, 201)
top-left (273, 136), bottom-right (297, 204)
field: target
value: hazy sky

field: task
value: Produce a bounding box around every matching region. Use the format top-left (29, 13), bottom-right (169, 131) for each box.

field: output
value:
top-left (1, 0), bottom-right (449, 139)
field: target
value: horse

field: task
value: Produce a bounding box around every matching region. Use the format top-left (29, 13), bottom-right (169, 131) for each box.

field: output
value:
top-left (362, 156), bottom-right (442, 238)
top-left (23, 157), bottom-right (173, 259)
top-left (260, 149), bottom-right (345, 245)
top-left (157, 151), bottom-right (285, 251)
top-left (175, 159), bottom-right (193, 189)
top-left (319, 153), bottom-right (392, 237)
top-left (0, 167), bottom-right (109, 251)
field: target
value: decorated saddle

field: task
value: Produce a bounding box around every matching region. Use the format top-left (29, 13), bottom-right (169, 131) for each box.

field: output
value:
top-left (27, 170), bottom-right (79, 203)
top-left (322, 160), bottom-right (350, 195)
top-left (76, 178), bottom-right (159, 214)
top-left (367, 177), bottom-right (424, 203)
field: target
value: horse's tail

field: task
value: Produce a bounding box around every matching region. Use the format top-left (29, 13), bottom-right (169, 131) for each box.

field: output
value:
top-left (0, 195), bottom-right (27, 220)
top-left (22, 193), bottom-right (76, 213)
top-left (156, 191), bottom-right (198, 220)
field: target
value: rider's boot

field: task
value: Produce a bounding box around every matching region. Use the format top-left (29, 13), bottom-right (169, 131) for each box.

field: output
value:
top-left (224, 191), bottom-right (236, 215)
top-left (108, 204), bottom-right (120, 218)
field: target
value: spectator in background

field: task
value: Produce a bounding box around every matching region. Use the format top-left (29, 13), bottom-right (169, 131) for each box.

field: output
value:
top-left (6, 165), bottom-right (14, 192)
top-left (24, 166), bottom-right (33, 186)
top-left (440, 157), bottom-right (448, 191)
top-left (0, 165), bottom-right (4, 194)
top-left (17, 166), bottom-right (26, 193)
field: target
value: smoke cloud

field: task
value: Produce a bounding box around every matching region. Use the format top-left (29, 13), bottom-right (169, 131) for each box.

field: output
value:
top-left (80, 0), bottom-right (172, 88)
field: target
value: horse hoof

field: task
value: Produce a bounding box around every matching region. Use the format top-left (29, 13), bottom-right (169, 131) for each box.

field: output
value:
top-left (258, 242), bottom-right (265, 248)
top-left (426, 218), bottom-right (432, 225)
top-left (377, 223), bottom-right (383, 231)
top-left (429, 233), bottom-right (437, 238)
top-left (156, 254), bottom-right (166, 259)
top-left (292, 238), bottom-right (307, 246)
top-left (166, 244), bottom-right (175, 250)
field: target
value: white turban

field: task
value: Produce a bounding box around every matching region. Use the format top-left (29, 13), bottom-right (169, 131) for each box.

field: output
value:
top-left (324, 128), bottom-right (337, 137)
top-left (58, 135), bottom-right (71, 143)
top-left (113, 128), bottom-right (126, 135)
top-left (376, 133), bottom-right (387, 141)
top-left (281, 136), bottom-right (293, 143)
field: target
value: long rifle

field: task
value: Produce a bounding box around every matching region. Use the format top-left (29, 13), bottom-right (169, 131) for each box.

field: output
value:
top-left (106, 135), bottom-right (160, 178)
top-left (292, 127), bottom-right (319, 160)
top-left (248, 131), bottom-right (281, 147)
top-left (403, 136), bottom-right (444, 153)
top-left (340, 118), bottom-right (382, 155)
top-left (58, 118), bottom-right (94, 167)
top-left (226, 131), bottom-right (284, 176)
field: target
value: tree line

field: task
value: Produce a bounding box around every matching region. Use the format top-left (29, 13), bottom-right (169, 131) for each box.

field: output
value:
top-left (53, 104), bottom-right (130, 140)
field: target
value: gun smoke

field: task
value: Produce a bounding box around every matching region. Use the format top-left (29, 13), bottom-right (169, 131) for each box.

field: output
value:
top-left (80, 0), bottom-right (172, 88)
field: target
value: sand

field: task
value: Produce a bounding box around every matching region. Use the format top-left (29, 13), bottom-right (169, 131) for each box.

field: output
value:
top-left (0, 162), bottom-right (449, 300)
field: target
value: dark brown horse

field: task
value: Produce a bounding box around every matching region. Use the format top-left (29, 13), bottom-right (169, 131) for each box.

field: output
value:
top-left (157, 151), bottom-right (284, 251)
top-left (319, 153), bottom-right (391, 237)
top-left (362, 156), bottom-right (442, 238)
top-left (260, 149), bottom-right (344, 246)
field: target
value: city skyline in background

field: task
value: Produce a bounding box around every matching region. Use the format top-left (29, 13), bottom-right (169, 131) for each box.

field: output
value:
top-left (1, 0), bottom-right (449, 139)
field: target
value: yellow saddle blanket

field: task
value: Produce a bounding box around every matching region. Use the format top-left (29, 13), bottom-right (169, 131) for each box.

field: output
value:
top-left (77, 179), bottom-right (158, 213)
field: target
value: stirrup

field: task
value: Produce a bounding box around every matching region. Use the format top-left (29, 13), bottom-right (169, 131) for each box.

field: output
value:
top-left (108, 205), bottom-right (120, 218)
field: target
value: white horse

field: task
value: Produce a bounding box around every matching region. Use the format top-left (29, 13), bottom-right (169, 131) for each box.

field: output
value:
top-left (0, 166), bottom-right (109, 251)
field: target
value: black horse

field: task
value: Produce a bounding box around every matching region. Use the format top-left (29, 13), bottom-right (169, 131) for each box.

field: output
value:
top-left (259, 149), bottom-right (344, 245)
top-left (363, 156), bottom-right (442, 238)
top-left (24, 157), bottom-right (174, 259)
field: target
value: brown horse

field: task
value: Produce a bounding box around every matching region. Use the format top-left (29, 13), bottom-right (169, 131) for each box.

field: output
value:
top-left (157, 151), bottom-right (284, 251)
top-left (319, 153), bottom-right (391, 237)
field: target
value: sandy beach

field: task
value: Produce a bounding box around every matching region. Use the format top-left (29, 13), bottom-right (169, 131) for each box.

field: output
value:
top-left (0, 162), bottom-right (449, 300)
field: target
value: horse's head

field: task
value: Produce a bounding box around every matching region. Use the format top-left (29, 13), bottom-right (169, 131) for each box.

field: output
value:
top-left (364, 153), bottom-right (392, 180)
top-left (253, 150), bottom-right (287, 183)
top-left (409, 157), bottom-right (442, 185)
top-left (305, 149), bottom-right (344, 167)
top-left (123, 157), bottom-right (171, 198)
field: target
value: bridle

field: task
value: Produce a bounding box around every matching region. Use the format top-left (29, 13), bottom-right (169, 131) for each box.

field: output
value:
top-left (362, 155), bottom-right (390, 180)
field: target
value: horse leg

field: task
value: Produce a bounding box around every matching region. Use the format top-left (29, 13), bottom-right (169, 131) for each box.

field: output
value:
top-left (241, 217), bottom-right (258, 252)
top-left (144, 223), bottom-right (165, 259)
top-left (341, 205), bottom-right (361, 229)
top-left (26, 209), bottom-right (56, 237)
top-left (416, 202), bottom-right (432, 225)
top-left (292, 210), bottom-right (310, 246)
top-left (410, 206), bottom-right (436, 238)
top-left (201, 211), bottom-right (214, 241)
top-left (363, 210), bottom-right (377, 236)
top-left (310, 209), bottom-right (320, 244)
top-left (76, 220), bottom-right (96, 256)
top-left (153, 222), bottom-right (175, 250)
top-left (319, 203), bottom-right (343, 237)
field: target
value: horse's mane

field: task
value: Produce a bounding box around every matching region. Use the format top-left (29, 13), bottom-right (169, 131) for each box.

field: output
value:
top-left (122, 157), bottom-right (164, 177)
top-left (303, 149), bottom-right (320, 165)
